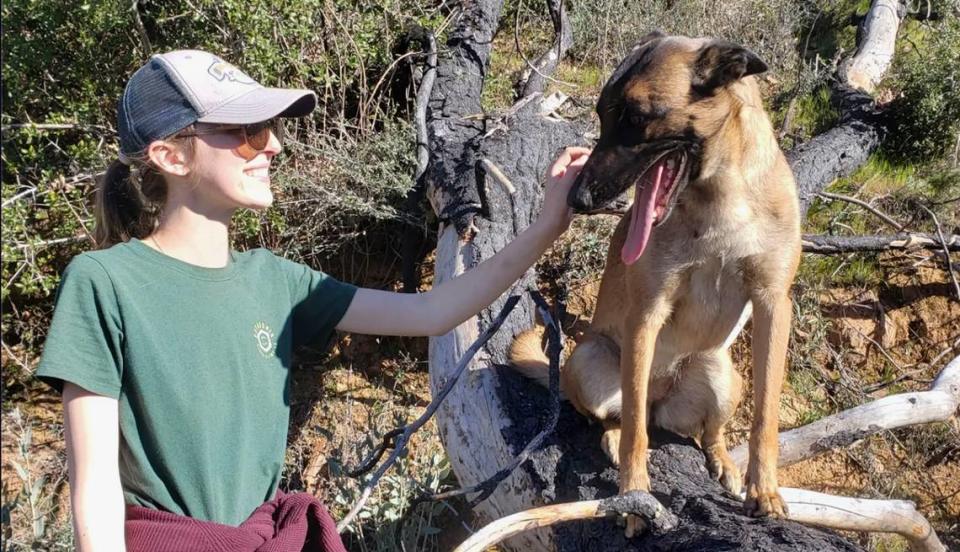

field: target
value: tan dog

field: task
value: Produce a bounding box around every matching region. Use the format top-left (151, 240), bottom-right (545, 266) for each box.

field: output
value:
top-left (511, 32), bottom-right (800, 535)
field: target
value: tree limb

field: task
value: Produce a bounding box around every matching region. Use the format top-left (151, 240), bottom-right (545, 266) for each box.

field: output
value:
top-left (816, 190), bottom-right (906, 231)
top-left (801, 233), bottom-right (960, 253)
top-left (775, 487), bottom-right (946, 552)
top-left (840, 0), bottom-right (906, 93)
top-left (730, 355), bottom-right (960, 471)
top-left (516, 0), bottom-right (574, 98)
top-left (400, 28), bottom-right (439, 293)
top-left (452, 491), bottom-right (678, 552)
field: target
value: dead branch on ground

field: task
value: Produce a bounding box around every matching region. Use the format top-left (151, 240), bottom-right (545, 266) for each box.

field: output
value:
top-left (801, 233), bottom-right (960, 253)
top-left (730, 355), bottom-right (960, 471)
top-left (452, 491), bottom-right (678, 552)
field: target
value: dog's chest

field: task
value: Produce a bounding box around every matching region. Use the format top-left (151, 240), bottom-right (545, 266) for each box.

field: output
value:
top-left (658, 256), bottom-right (750, 356)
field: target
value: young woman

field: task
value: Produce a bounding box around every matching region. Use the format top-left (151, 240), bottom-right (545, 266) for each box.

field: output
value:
top-left (36, 50), bottom-right (589, 551)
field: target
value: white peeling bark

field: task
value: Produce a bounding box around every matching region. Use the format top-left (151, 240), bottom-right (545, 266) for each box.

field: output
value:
top-left (840, 0), bottom-right (905, 93)
top-left (730, 355), bottom-right (960, 470)
top-left (429, 224), bottom-right (551, 550)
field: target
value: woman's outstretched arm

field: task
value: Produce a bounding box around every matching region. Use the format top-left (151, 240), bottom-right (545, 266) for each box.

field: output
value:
top-left (337, 147), bottom-right (590, 337)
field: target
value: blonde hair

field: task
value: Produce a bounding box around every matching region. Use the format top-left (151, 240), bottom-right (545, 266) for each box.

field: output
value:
top-left (94, 128), bottom-right (195, 248)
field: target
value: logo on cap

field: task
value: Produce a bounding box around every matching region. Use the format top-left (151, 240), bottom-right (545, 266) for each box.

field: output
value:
top-left (208, 59), bottom-right (256, 85)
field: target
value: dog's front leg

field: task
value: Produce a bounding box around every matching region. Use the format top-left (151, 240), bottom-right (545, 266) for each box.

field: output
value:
top-left (744, 288), bottom-right (791, 518)
top-left (619, 304), bottom-right (669, 538)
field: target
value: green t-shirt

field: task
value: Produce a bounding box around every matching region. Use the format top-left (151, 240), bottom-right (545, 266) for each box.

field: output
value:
top-left (36, 238), bottom-right (357, 526)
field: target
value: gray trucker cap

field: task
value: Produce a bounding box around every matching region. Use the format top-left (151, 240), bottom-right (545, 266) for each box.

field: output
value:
top-left (117, 50), bottom-right (316, 156)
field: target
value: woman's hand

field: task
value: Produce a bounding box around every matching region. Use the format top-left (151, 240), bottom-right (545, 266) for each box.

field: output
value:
top-left (536, 146), bottom-right (592, 237)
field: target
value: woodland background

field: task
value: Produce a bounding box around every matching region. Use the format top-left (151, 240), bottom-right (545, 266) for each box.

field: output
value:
top-left (1, 0), bottom-right (958, 550)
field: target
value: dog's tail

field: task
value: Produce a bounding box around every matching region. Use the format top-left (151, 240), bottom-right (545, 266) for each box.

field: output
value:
top-left (509, 326), bottom-right (564, 397)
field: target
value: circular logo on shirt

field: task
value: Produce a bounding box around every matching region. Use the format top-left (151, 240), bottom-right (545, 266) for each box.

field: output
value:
top-left (253, 321), bottom-right (276, 357)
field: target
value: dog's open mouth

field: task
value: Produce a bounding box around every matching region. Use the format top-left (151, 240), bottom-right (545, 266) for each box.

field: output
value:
top-left (622, 150), bottom-right (688, 265)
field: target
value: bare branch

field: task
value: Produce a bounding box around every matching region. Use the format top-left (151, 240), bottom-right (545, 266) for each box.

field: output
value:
top-left (840, 0), bottom-right (906, 93)
top-left (452, 491), bottom-right (678, 552)
top-left (775, 487), bottom-right (945, 552)
top-left (0, 123), bottom-right (113, 134)
top-left (130, 0), bottom-right (153, 56)
top-left (801, 233), bottom-right (960, 253)
top-left (516, 0), bottom-right (576, 98)
top-left (730, 355), bottom-right (960, 471)
top-left (2, 188), bottom-right (37, 208)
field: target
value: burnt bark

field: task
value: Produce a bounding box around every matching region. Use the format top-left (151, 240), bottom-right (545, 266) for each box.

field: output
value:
top-left (790, 83), bottom-right (887, 217)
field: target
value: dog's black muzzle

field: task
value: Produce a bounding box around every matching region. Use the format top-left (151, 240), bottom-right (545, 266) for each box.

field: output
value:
top-left (568, 139), bottom-right (698, 214)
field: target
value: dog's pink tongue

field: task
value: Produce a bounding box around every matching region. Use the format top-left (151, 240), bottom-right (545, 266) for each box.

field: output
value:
top-left (621, 162), bottom-right (665, 265)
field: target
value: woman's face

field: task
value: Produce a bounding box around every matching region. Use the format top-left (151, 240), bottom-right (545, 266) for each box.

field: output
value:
top-left (184, 125), bottom-right (282, 214)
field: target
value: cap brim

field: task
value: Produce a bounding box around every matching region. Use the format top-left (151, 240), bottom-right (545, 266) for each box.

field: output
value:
top-left (196, 87), bottom-right (316, 124)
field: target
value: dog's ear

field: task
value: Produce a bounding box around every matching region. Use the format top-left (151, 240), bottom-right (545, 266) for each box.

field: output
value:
top-left (693, 41), bottom-right (768, 93)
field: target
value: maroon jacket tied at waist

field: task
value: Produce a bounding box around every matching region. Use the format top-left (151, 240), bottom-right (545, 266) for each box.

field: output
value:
top-left (125, 491), bottom-right (348, 552)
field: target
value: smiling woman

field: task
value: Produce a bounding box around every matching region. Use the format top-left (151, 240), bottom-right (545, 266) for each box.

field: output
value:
top-left (33, 48), bottom-right (590, 552)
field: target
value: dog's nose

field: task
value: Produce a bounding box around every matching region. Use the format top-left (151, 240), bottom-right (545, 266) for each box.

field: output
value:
top-left (568, 184), bottom-right (593, 212)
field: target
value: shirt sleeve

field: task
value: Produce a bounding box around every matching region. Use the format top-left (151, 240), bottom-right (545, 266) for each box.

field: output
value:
top-left (35, 255), bottom-right (124, 398)
top-left (279, 257), bottom-right (358, 349)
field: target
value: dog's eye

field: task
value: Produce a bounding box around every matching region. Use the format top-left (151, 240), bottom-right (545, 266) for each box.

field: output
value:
top-left (629, 114), bottom-right (646, 126)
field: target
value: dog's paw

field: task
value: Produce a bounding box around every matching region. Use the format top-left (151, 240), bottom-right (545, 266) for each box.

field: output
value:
top-left (625, 514), bottom-right (647, 538)
top-left (705, 447), bottom-right (742, 495)
top-left (743, 484), bottom-right (788, 518)
top-left (620, 474), bottom-right (652, 539)
top-left (601, 428), bottom-right (621, 467)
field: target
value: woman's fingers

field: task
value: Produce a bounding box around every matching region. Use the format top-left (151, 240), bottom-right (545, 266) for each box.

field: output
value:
top-left (549, 146), bottom-right (592, 177)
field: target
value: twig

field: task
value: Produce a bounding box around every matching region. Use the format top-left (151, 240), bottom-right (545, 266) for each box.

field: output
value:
top-left (2, 188), bottom-right (37, 208)
top-left (395, 289), bottom-right (564, 549)
top-left (1, 339), bottom-right (32, 374)
top-left (452, 491), bottom-right (678, 552)
top-left (15, 236), bottom-right (87, 250)
top-left (130, 0), bottom-right (152, 56)
top-left (0, 123), bottom-right (113, 133)
top-left (920, 205), bottom-right (960, 301)
top-left (479, 158), bottom-right (516, 194)
top-left (817, 191), bottom-right (906, 231)
top-left (337, 292), bottom-right (524, 533)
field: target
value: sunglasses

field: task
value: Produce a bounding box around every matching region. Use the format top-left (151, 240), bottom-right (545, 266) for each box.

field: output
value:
top-left (178, 120), bottom-right (283, 160)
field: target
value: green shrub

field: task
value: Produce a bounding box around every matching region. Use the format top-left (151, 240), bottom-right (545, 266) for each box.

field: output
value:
top-left (884, 17), bottom-right (960, 162)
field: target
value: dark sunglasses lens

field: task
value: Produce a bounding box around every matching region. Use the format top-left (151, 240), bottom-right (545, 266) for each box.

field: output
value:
top-left (243, 121), bottom-right (282, 151)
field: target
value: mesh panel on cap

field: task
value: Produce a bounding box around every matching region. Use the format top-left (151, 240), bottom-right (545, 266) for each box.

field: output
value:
top-left (118, 58), bottom-right (199, 155)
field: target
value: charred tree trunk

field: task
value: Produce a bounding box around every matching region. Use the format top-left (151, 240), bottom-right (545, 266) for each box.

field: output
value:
top-left (422, 1), bottom-right (910, 550)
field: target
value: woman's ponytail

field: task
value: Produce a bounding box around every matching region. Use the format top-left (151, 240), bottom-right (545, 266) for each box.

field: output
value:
top-left (93, 128), bottom-right (196, 248)
top-left (93, 157), bottom-right (167, 249)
